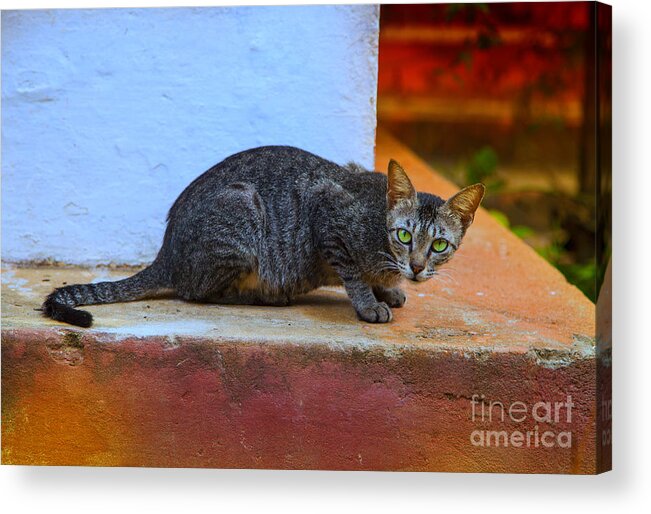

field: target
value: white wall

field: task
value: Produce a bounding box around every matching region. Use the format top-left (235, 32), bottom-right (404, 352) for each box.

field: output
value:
top-left (1, 6), bottom-right (379, 265)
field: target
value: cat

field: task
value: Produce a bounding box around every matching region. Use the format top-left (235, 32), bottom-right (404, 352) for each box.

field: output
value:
top-left (42, 146), bottom-right (484, 327)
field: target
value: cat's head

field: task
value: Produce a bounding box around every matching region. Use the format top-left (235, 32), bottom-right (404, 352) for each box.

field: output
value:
top-left (385, 159), bottom-right (485, 282)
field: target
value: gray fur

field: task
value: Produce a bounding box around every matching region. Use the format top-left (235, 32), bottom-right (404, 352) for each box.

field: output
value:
top-left (42, 146), bottom-right (484, 326)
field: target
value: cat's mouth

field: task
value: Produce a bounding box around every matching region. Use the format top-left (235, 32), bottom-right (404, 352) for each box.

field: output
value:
top-left (391, 259), bottom-right (432, 282)
top-left (405, 270), bottom-right (430, 283)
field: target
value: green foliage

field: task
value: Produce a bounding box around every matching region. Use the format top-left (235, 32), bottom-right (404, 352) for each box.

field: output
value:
top-left (490, 210), bottom-right (535, 241)
top-left (511, 225), bottom-right (535, 240)
top-left (488, 209), bottom-right (509, 227)
top-left (467, 146), bottom-right (497, 182)
top-left (557, 262), bottom-right (597, 301)
top-left (465, 146), bottom-right (504, 192)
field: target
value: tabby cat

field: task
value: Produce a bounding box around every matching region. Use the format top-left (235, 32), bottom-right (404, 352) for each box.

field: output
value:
top-left (43, 146), bottom-right (484, 327)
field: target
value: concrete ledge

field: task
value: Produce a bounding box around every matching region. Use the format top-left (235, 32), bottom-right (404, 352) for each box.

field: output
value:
top-left (1, 132), bottom-right (597, 472)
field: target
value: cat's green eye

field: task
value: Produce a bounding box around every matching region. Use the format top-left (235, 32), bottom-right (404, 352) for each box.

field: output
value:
top-left (432, 238), bottom-right (449, 253)
top-left (397, 229), bottom-right (412, 245)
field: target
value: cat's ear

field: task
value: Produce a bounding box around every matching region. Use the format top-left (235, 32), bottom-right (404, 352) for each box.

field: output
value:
top-left (387, 159), bottom-right (416, 209)
top-left (444, 183), bottom-right (485, 229)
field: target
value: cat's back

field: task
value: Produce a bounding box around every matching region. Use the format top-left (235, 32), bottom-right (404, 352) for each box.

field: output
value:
top-left (175, 146), bottom-right (341, 207)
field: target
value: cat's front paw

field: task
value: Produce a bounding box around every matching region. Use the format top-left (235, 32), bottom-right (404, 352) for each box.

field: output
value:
top-left (374, 287), bottom-right (406, 308)
top-left (357, 302), bottom-right (393, 323)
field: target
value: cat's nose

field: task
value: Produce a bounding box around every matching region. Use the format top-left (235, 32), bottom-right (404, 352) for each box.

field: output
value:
top-left (410, 262), bottom-right (425, 275)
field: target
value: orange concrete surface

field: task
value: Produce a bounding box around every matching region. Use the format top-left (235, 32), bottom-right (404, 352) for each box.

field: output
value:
top-left (1, 132), bottom-right (601, 473)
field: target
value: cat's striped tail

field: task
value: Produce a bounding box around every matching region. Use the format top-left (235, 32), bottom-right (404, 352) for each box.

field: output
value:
top-left (42, 263), bottom-right (168, 328)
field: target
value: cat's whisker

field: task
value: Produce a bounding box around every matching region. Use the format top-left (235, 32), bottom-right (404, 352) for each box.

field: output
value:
top-left (436, 272), bottom-right (458, 285)
top-left (432, 273), bottom-right (451, 283)
top-left (431, 268), bottom-right (458, 286)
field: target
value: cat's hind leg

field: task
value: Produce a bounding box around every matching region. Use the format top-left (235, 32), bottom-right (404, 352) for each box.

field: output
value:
top-left (204, 265), bottom-right (291, 306)
top-left (172, 182), bottom-right (266, 302)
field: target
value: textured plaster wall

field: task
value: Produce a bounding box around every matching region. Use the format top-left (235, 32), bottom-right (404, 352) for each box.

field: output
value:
top-left (1, 6), bottom-right (379, 265)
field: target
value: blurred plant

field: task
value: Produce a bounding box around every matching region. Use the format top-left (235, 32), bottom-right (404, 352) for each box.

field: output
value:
top-left (489, 208), bottom-right (596, 301)
top-left (443, 3), bottom-right (502, 82)
top-left (488, 209), bottom-right (509, 227)
top-left (488, 209), bottom-right (535, 242)
top-left (464, 146), bottom-right (505, 193)
top-left (557, 261), bottom-right (597, 301)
